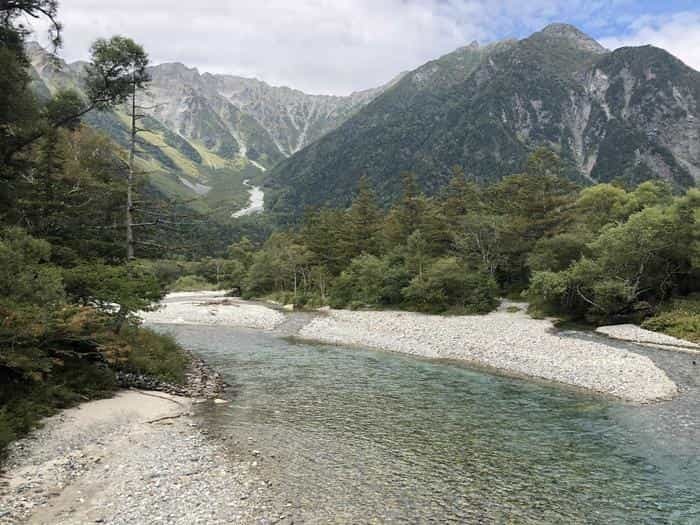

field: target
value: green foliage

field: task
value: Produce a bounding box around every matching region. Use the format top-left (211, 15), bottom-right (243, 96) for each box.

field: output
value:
top-left (169, 275), bottom-right (216, 292)
top-left (86, 36), bottom-right (150, 108)
top-left (121, 328), bottom-right (189, 384)
top-left (330, 254), bottom-right (393, 307)
top-left (527, 233), bottom-right (589, 272)
top-left (528, 192), bottom-right (698, 323)
top-left (641, 296), bottom-right (700, 343)
top-left (63, 262), bottom-right (164, 326)
top-left (403, 258), bottom-right (498, 313)
top-left (0, 228), bottom-right (65, 306)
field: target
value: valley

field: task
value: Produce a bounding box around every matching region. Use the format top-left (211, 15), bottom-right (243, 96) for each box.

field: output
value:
top-left (2, 4), bottom-right (699, 524)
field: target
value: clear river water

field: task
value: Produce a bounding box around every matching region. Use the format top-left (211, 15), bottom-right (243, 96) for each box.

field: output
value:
top-left (153, 324), bottom-right (700, 524)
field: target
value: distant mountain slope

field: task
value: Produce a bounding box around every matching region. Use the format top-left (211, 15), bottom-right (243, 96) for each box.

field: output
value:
top-left (27, 43), bottom-right (394, 217)
top-left (267, 24), bottom-right (700, 218)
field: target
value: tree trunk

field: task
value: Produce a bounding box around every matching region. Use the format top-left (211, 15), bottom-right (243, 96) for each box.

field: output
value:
top-left (126, 78), bottom-right (136, 261)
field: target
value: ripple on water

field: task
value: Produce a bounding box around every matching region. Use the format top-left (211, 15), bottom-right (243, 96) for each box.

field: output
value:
top-left (152, 324), bottom-right (700, 524)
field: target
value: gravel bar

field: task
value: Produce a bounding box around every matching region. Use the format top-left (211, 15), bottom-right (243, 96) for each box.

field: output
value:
top-left (139, 293), bottom-right (285, 330)
top-left (596, 324), bottom-right (700, 353)
top-left (0, 391), bottom-right (263, 525)
top-left (299, 308), bottom-right (678, 403)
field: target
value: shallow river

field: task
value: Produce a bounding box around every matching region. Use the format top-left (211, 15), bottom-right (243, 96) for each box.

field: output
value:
top-left (154, 324), bottom-right (700, 524)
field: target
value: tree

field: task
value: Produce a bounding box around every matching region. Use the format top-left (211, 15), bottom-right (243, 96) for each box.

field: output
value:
top-left (63, 261), bottom-right (163, 330)
top-left (405, 230), bottom-right (429, 279)
top-left (527, 233), bottom-right (588, 273)
top-left (529, 195), bottom-right (698, 322)
top-left (0, 1), bottom-right (61, 49)
top-left (573, 183), bottom-right (633, 233)
top-left (443, 165), bottom-right (484, 229)
top-left (86, 36), bottom-right (150, 260)
top-left (402, 257), bottom-right (498, 313)
top-left (340, 176), bottom-right (381, 260)
top-left (330, 254), bottom-right (390, 307)
top-left (383, 172), bottom-right (424, 247)
top-left (301, 207), bottom-right (347, 275)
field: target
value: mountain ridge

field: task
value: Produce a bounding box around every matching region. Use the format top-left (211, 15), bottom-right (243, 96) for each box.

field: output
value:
top-left (266, 24), bottom-right (700, 218)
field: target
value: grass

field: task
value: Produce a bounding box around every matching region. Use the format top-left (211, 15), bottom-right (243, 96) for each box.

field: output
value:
top-left (169, 275), bottom-right (217, 292)
top-left (642, 295), bottom-right (700, 343)
top-left (121, 327), bottom-right (190, 384)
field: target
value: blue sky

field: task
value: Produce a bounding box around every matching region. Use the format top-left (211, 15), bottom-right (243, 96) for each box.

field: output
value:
top-left (35, 0), bottom-right (700, 95)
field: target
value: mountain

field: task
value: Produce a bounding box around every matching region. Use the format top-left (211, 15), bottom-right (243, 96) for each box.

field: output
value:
top-left (26, 43), bottom-right (394, 218)
top-left (266, 24), bottom-right (700, 218)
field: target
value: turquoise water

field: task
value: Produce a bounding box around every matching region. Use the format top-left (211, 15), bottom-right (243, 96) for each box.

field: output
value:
top-left (155, 324), bottom-right (700, 524)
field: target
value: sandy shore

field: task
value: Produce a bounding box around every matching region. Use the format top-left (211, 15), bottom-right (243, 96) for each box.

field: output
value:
top-left (139, 292), bottom-right (285, 330)
top-left (298, 307), bottom-right (678, 403)
top-left (0, 391), bottom-right (261, 525)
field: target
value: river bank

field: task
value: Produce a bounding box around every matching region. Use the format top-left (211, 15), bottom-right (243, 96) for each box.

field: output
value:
top-left (3, 293), bottom-right (696, 523)
top-left (0, 391), bottom-right (263, 524)
top-left (141, 293), bottom-right (680, 403)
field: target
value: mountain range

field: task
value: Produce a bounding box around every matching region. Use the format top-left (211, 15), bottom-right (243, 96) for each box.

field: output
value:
top-left (26, 42), bottom-right (397, 218)
top-left (28, 23), bottom-right (700, 221)
top-left (266, 23), bottom-right (700, 217)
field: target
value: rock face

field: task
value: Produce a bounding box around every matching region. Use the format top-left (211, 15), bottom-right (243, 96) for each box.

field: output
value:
top-left (27, 43), bottom-right (393, 170)
top-left (145, 62), bottom-right (396, 166)
top-left (267, 23), bottom-right (700, 217)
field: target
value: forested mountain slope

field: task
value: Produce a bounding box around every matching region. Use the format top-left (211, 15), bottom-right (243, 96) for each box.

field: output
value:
top-left (266, 24), bottom-right (700, 218)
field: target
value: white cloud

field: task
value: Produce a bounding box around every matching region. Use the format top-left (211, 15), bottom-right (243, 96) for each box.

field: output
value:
top-left (29, 1), bottom-right (697, 95)
top-left (600, 12), bottom-right (700, 71)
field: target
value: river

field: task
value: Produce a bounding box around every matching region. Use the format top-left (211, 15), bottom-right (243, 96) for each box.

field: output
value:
top-left (153, 324), bottom-right (700, 524)
top-left (232, 179), bottom-right (265, 218)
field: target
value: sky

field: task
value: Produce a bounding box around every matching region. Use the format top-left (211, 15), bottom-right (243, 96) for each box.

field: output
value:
top-left (29, 0), bottom-right (700, 95)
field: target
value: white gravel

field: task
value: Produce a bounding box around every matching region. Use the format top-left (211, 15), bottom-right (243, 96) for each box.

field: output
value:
top-left (0, 391), bottom-right (263, 524)
top-left (139, 293), bottom-right (285, 330)
top-left (596, 324), bottom-right (700, 352)
top-left (299, 308), bottom-right (678, 403)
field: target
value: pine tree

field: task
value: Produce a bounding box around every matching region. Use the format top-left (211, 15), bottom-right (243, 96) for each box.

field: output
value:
top-left (341, 176), bottom-right (381, 261)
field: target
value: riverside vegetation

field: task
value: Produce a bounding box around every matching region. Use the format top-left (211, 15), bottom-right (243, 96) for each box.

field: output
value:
top-left (181, 150), bottom-right (699, 342)
top-left (0, 2), bottom-right (198, 454)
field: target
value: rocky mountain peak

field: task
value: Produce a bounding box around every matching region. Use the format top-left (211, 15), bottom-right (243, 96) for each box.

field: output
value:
top-left (538, 23), bottom-right (608, 54)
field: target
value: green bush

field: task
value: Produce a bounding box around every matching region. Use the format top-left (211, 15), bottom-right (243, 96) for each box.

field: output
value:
top-left (169, 275), bottom-right (216, 292)
top-left (0, 359), bottom-right (116, 456)
top-left (330, 254), bottom-right (391, 307)
top-left (642, 295), bottom-right (700, 343)
top-left (402, 257), bottom-right (498, 314)
top-left (121, 328), bottom-right (190, 384)
top-left (642, 312), bottom-right (700, 343)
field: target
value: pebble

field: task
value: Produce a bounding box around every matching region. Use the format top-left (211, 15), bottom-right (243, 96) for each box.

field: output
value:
top-left (298, 306), bottom-right (678, 403)
top-left (0, 350), bottom-right (267, 525)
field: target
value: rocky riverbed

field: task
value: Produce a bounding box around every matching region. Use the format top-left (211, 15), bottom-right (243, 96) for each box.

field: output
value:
top-left (298, 306), bottom-right (678, 403)
top-left (141, 293), bottom-right (682, 403)
top-left (0, 391), bottom-right (268, 525)
top-left (2, 293), bottom-right (696, 523)
top-left (139, 292), bottom-right (285, 330)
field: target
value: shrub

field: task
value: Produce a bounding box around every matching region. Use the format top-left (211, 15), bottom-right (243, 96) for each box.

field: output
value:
top-left (120, 328), bottom-right (190, 384)
top-left (169, 275), bottom-right (216, 292)
top-left (402, 257), bottom-right (498, 313)
top-left (642, 295), bottom-right (700, 343)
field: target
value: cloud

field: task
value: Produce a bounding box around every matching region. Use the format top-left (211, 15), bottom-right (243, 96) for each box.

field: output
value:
top-left (30, 1), bottom-right (698, 95)
top-left (600, 12), bottom-right (700, 71)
